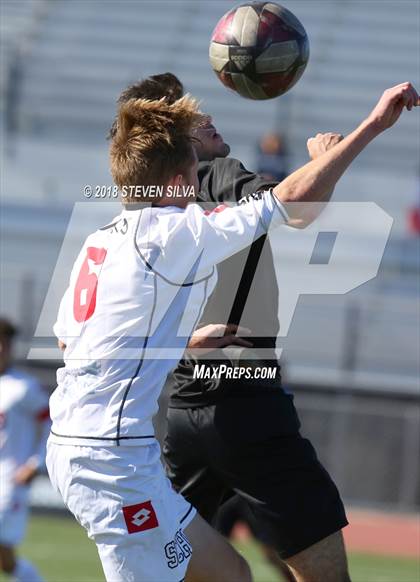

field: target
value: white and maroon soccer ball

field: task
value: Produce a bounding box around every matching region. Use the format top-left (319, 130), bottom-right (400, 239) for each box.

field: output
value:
top-left (209, 1), bottom-right (309, 100)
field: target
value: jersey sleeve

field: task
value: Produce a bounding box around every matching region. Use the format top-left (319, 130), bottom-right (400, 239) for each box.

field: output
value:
top-left (198, 158), bottom-right (278, 204)
top-left (137, 190), bottom-right (288, 284)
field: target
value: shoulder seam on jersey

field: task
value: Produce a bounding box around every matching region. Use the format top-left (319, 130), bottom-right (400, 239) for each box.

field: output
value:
top-left (133, 208), bottom-right (215, 287)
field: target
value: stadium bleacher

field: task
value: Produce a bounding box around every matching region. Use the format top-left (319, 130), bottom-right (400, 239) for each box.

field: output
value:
top-left (4, 0), bottom-right (418, 173)
top-left (0, 1), bottom-right (417, 217)
top-left (1, 0), bottom-right (419, 390)
top-left (0, 0), bottom-right (48, 115)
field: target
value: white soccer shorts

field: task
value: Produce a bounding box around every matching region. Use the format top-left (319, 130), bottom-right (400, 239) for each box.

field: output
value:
top-left (46, 439), bottom-right (196, 582)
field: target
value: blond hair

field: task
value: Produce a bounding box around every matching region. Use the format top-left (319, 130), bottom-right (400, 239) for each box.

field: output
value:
top-left (110, 95), bottom-right (204, 202)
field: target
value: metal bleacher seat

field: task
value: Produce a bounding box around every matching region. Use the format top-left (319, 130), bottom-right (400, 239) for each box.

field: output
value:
top-left (11, 0), bottom-right (418, 176)
top-left (0, 0), bottom-right (48, 115)
top-left (287, 1), bottom-right (419, 174)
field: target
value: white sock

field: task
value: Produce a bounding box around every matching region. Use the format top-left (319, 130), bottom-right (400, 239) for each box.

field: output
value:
top-left (13, 558), bottom-right (45, 582)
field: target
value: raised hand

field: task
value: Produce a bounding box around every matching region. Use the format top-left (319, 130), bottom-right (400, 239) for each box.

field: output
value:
top-left (14, 461), bottom-right (38, 486)
top-left (365, 82), bottom-right (419, 133)
top-left (307, 132), bottom-right (344, 160)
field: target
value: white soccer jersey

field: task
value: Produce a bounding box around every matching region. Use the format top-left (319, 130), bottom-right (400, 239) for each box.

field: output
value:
top-left (0, 368), bottom-right (49, 507)
top-left (50, 192), bottom-right (288, 446)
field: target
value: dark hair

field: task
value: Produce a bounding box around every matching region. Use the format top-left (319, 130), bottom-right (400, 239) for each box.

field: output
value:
top-left (108, 73), bottom-right (184, 139)
top-left (0, 317), bottom-right (17, 342)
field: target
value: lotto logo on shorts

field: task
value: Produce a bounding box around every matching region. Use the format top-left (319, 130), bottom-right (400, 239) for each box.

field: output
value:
top-left (122, 501), bottom-right (159, 534)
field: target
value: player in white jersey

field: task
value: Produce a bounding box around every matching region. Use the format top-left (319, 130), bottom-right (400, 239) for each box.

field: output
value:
top-left (0, 318), bottom-right (49, 582)
top-left (47, 85), bottom-right (419, 582)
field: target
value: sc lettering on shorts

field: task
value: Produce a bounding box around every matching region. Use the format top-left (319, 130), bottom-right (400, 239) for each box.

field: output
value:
top-left (164, 528), bottom-right (192, 569)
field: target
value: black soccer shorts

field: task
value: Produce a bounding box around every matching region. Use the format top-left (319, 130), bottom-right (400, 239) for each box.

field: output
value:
top-left (163, 391), bottom-right (348, 559)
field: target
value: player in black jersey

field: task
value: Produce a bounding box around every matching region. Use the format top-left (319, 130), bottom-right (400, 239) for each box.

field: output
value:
top-left (110, 73), bottom-right (419, 582)
top-left (165, 130), bottom-right (350, 582)
top-left (110, 73), bottom-right (348, 581)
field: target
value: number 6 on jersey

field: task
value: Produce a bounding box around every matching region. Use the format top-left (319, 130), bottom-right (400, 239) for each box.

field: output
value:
top-left (73, 247), bottom-right (107, 323)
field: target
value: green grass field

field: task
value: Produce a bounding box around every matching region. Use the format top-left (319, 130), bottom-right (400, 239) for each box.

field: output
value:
top-left (2, 514), bottom-right (419, 582)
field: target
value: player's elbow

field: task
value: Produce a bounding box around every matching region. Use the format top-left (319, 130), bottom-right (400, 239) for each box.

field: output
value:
top-left (286, 217), bottom-right (307, 229)
top-left (274, 185), bottom-right (321, 228)
top-left (283, 204), bottom-right (321, 229)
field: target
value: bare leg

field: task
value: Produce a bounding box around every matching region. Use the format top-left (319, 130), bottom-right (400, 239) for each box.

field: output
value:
top-left (261, 544), bottom-right (296, 581)
top-left (0, 545), bottom-right (16, 575)
top-left (184, 512), bottom-right (253, 582)
top-left (284, 530), bottom-right (351, 582)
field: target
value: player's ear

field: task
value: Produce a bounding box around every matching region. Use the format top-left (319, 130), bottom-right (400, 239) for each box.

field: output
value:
top-left (165, 173), bottom-right (182, 188)
top-left (164, 173), bottom-right (184, 197)
top-left (173, 173), bottom-right (184, 187)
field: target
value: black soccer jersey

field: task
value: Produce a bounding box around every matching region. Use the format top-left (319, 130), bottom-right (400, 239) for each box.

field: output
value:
top-left (168, 157), bottom-right (283, 407)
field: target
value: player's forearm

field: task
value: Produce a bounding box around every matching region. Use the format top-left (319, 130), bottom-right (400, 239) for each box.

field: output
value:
top-left (273, 119), bottom-right (378, 225)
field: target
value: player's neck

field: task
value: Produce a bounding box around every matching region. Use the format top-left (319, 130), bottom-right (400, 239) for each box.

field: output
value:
top-left (155, 195), bottom-right (196, 209)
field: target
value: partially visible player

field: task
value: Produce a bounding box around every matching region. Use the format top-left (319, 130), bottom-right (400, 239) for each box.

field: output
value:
top-left (0, 318), bottom-right (49, 582)
top-left (48, 83), bottom-right (419, 582)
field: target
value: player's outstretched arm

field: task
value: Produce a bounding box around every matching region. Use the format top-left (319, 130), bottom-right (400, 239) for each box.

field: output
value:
top-left (275, 82), bottom-right (419, 227)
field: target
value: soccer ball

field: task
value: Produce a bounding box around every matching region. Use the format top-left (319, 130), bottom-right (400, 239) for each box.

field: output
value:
top-left (209, 2), bottom-right (309, 100)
